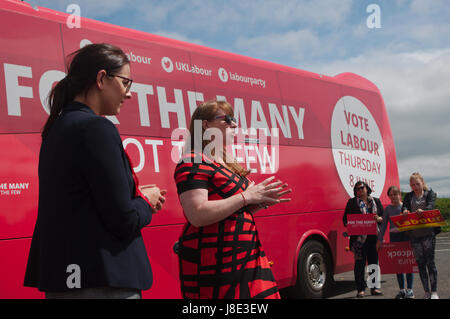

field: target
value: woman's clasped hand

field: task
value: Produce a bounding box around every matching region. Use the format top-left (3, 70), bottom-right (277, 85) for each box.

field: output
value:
top-left (242, 176), bottom-right (292, 209)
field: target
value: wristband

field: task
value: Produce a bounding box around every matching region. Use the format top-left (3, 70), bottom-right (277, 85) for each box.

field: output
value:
top-left (240, 192), bottom-right (247, 207)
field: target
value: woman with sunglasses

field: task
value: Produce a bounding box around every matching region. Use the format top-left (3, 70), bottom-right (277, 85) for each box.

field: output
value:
top-left (174, 100), bottom-right (292, 299)
top-left (343, 181), bottom-right (384, 298)
top-left (24, 43), bottom-right (166, 299)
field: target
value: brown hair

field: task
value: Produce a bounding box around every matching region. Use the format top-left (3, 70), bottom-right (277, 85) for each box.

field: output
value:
top-left (188, 100), bottom-right (250, 177)
top-left (387, 185), bottom-right (401, 196)
top-left (42, 43), bottom-right (129, 139)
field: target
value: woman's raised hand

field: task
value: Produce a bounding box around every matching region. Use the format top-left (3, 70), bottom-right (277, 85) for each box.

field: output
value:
top-left (243, 176), bottom-right (292, 207)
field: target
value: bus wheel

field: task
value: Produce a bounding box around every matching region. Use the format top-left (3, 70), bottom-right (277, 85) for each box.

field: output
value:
top-left (296, 240), bottom-right (333, 299)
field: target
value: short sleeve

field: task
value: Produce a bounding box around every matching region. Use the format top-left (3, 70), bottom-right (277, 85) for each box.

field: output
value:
top-left (174, 153), bottom-right (216, 195)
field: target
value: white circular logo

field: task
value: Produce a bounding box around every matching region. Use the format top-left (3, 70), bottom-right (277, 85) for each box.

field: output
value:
top-left (331, 96), bottom-right (386, 198)
top-left (218, 67), bottom-right (228, 83)
top-left (161, 57), bottom-right (174, 73)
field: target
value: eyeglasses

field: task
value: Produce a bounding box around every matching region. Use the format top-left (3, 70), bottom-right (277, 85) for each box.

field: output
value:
top-left (214, 115), bottom-right (237, 125)
top-left (356, 186), bottom-right (365, 191)
top-left (107, 74), bottom-right (133, 93)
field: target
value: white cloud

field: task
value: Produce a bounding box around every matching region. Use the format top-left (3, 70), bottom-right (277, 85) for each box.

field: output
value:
top-left (409, 0), bottom-right (450, 16)
top-left (152, 30), bottom-right (205, 46)
top-left (235, 29), bottom-right (321, 62)
top-left (124, 0), bottom-right (354, 38)
top-left (240, 0), bottom-right (354, 28)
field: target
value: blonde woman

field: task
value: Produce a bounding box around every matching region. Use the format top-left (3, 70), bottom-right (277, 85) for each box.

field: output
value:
top-left (402, 172), bottom-right (438, 299)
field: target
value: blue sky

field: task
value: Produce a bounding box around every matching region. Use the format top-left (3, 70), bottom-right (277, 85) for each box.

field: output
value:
top-left (26, 0), bottom-right (450, 196)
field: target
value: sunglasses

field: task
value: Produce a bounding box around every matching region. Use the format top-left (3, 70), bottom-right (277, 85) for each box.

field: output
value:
top-left (214, 114), bottom-right (237, 125)
top-left (356, 186), bottom-right (366, 191)
top-left (107, 74), bottom-right (133, 93)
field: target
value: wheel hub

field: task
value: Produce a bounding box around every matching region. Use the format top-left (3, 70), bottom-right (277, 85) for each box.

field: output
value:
top-left (306, 252), bottom-right (326, 290)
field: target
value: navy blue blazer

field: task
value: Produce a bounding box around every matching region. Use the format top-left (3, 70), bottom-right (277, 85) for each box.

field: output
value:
top-left (24, 101), bottom-right (154, 292)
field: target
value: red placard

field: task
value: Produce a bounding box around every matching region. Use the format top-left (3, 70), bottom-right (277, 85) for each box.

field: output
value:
top-left (379, 242), bottom-right (418, 274)
top-left (346, 214), bottom-right (377, 235)
top-left (390, 210), bottom-right (445, 232)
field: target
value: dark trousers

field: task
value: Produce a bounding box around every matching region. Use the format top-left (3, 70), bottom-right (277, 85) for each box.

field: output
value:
top-left (396, 273), bottom-right (414, 290)
top-left (410, 234), bottom-right (437, 292)
top-left (353, 238), bottom-right (379, 292)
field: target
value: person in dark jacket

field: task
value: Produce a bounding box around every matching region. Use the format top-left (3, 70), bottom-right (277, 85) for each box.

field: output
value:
top-left (343, 181), bottom-right (384, 298)
top-left (402, 172), bottom-right (439, 299)
top-left (24, 43), bottom-right (166, 299)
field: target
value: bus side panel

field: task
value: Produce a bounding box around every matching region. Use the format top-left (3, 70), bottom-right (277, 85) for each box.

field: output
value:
top-left (276, 71), bottom-right (343, 148)
top-left (0, 134), bottom-right (40, 240)
top-left (141, 224), bottom-right (184, 299)
top-left (254, 210), bottom-right (352, 288)
top-left (263, 144), bottom-right (347, 214)
top-left (0, 9), bottom-right (65, 134)
top-left (0, 238), bottom-right (44, 298)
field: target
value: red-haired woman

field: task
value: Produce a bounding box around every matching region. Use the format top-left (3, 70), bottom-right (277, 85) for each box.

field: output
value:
top-left (174, 100), bottom-right (291, 299)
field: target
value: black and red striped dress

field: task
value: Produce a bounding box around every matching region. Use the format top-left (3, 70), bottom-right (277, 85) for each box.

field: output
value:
top-left (174, 151), bottom-right (280, 299)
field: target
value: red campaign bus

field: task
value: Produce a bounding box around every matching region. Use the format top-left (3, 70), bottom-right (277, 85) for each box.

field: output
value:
top-left (0, 0), bottom-right (398, 298)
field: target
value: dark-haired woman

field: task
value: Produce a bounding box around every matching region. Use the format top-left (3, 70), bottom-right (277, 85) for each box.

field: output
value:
top-left (24, 43), bottom-right (166, 299)
top-left (174, 100), bottom-right (291, 299)
top-left (343, 181), bottom-right (384, 298)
